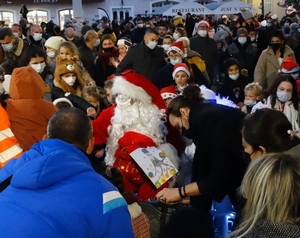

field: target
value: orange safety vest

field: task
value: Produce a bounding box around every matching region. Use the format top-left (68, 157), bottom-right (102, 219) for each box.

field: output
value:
top-left (0, 105), bottom-right (23, 168)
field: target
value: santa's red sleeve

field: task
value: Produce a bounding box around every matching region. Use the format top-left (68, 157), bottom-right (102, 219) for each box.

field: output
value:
top-left (92, 105), bottom-right (115, 145)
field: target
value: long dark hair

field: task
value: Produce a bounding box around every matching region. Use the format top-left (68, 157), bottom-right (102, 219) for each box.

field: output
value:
top-left (18, 45), bottom-right (47, 67)
top-left (168, 85), bottom-right (203, 117)
top-left (264, 74), bottom-right (299, 110)
top-left (270, 30), bottom-right (285, 57)
top-left (243, 108), bottom-right (300, 153)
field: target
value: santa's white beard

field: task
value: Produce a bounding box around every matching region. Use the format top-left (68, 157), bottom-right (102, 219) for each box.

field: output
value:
top-left (105, 101), bottom-right (167, 165)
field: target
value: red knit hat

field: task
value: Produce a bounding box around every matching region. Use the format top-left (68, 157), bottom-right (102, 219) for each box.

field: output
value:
top-left (167, 41), bottom-right (185, 58)
top-left (280, 57), bottom-right (300, 73)
top-left (172, 63), bottom-right (190, 78)
top-left (160, 86), bottom-right (177, 100)
top-left (112, 70), bottom-right (166, 110)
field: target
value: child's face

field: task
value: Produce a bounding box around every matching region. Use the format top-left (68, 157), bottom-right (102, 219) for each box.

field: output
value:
top-left (245, 91), bottom-right (259, 100)
top-left (174, 71), bottom-right (189, 87)
top-left (59, 47), bottom-right (72, 58)
top-left (105, 88), bottom-right (113, 104)
top-left (85, 95), bottom-right (99, 109)
top-left (62, 72), bottom-right (76, 79)
top-left (227, 64), bottom-right (239, 75)
top-left (164, 98), bottom-right (173, 107)
top-left (163, 38), bottom-right (172, 45)
top-left (118, 45), bottom-right (127, 55)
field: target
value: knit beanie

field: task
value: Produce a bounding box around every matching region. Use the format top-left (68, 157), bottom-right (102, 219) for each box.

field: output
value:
top-left (117, 38), bottom-right (132, 50)
top-left (237, 28), bottom-right (248, 37)
top-left (45, 36), bottom-right (66, 51)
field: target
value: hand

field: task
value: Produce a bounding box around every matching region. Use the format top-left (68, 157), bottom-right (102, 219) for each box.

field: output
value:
top-left (109, 57), bottom-right (117, 66)
top-left (87, 107), bottom-right (97, 118)
top-left (155, 188), bottom-right (182, 205)
top-left (95, 149), bottom-right (104, 158)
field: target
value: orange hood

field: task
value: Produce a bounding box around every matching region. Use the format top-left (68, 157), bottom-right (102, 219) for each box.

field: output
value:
top-left (9, 66), bottom-right (46, 99)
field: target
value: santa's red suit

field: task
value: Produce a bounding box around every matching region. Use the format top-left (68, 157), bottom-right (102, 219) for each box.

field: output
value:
top-left (92, 71), bottom-right (183, 200)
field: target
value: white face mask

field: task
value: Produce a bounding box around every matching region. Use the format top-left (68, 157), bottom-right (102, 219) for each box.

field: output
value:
top-left (162, 44), bottom-right (170, 51)
top-left (33, 33), bottom-right (42, 41)
top-left (2, 42), bottom-right (14, 51)
top-left (198, 30), bottom-right (207, 37)
top-left (250, 37), bottom-right (256, 42)
top-left (94, 39), bottom-right (100, 47)
top-left (145, 24), bottom-right (150, 28)
top-left (173, 33), bottom-right (179, 40)
top-left (47, 51), bottom-right (55, 58)
top-left (138, 24), bottom-right (144, 28)
top-left (13, 32), bottom-right (19, 38)
top-left (229, 74), bottom-right (239, 80)
top-left (170, 57), bottom-right (182, 65)
top-left (66, 36), bottom-right (74, 41)
top-left (30, 62), bottom-right (46, 74)
top-left (244, 99), bottom-right (256, 106)
top-left (147, 40), bottom-right (157, 50)
top-left (238, 37), bottom-right (247, 45)
top-left (63, 76), bottom-right (76, 86)
top-left (291, 72), bottom-right (299, 79)
top-left (277, 91), bottom-right (292, 102)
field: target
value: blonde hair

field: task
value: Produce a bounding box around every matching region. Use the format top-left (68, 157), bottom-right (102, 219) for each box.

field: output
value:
top-left (244, 82), bottom-right (262, 96)
top-left (59, 41), bottom-right (79, 57)
top-left (229, 153), bottom-right (300, 237)
top-left (82, 86), bottom-right (100, 101)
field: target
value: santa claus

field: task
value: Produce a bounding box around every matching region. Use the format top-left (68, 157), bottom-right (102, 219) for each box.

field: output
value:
top-left (92, 71), bottom-right (180, 200)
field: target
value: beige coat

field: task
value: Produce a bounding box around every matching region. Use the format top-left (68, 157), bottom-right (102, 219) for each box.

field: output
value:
top-left (254, 45), bottom-right (295, 89)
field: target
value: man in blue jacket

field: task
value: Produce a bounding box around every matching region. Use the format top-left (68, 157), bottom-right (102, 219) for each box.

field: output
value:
top-left (0, 108), bottom-right (134, 238)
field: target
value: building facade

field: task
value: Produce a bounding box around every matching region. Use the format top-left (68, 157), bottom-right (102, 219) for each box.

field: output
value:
top-left (0, 0), bottom-right (286, 28)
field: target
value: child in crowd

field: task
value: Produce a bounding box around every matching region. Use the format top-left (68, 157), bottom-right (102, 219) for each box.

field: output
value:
top-left (82, 86), bottom-right (101, 116)
top-left (241, 82), bottom-right (262, 114)
top-left (110, 38), bottom-right (132, 68)
top-left (104, 80), bottom-right (114, 107)
top-left (53, 98), bottom-right (73, 109)
top-left (172, 63), bottom-right (191, 94)
top-left (216, 58), bottom-right (252, 107)
top-left (160, 85), bottom-right (177, 107)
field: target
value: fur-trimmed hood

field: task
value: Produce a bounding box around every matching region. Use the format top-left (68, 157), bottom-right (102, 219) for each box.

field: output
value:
top-left (54, 55), bottom-right (85, 96)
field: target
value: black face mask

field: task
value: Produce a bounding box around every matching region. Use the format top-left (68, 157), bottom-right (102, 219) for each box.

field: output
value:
top-left (181, 127), bottom-right (193, 139)
top-left (269, 43), bottom-right (282, 52)
top-left (103, 47), bottom-right (115, 53)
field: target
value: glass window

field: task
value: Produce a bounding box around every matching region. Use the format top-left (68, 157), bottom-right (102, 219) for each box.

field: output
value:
top-left (0, 11), bottom-right (14, 27)
top-left (27, 10), bottom-right (48, 25)
top-left (59, 9), bottom-right (73, 30)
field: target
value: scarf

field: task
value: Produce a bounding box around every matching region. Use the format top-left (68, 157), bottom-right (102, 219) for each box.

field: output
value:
top-left (98, 47), bottom-right (118, 66)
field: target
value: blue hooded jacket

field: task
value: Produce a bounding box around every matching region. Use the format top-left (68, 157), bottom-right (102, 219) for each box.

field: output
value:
top-left (0, 139), bottom-right (134, 238)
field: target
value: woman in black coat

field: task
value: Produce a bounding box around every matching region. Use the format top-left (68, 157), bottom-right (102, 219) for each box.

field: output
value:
top-left (156, 85), bottom-right (247, 211)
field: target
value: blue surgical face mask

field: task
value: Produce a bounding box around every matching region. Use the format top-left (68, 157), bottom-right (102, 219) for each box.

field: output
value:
top-left (170, 57), bottom-right (182, 65)
top-left (298, 28), bottom-right (300, 33)
top-left (284, 23), bottom-right (290, 27)
top-left (229, 74), bottom-right (239, 80)
top-left (266, 23), bottom-right (272, 27)
top-left (147, 40), bottom-right (157, 50)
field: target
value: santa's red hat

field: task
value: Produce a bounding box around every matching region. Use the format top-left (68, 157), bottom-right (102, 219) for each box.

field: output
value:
top-left (167, 41), bottom-right (185, 58)
top-left (280, 57), bottom-right (300, 74)
top-left (160, 86), bottom-right (177, 100)
top-left (172, 63), bottom-right (190, 78)
top-left (112, 70), bottom-right (166, 110)
top-left (199, 20), bottom-right (210, 28)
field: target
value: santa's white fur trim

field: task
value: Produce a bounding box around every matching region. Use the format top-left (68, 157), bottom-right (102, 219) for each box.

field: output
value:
top-left (172, 66), bottom-right (190, 79)
top-left (128, 202), bottom-right (142, 220)
top-left (112, 76), bottom-right (152, 104)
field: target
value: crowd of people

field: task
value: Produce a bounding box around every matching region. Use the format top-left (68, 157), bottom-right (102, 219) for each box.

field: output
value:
top-left (1, 5), bottom-right (300, 237)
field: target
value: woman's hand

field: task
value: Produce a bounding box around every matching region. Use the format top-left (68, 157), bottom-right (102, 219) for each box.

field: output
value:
top-left (155, 188), bottom-right (182, 205)
top-left (87, 107), bottom-right (97, 118)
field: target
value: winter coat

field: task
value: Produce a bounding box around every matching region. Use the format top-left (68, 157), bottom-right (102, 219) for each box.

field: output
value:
top-left (213, 25), bottom-right (231, 42)
top-left (115, 43), bottom-right (166, 82)
top-left (0, 104), bottom-right (22, 168)
top-left (131, 28), bottom-right (147, 44)
top-left (173, 15), bottom-right (184, 27)
top-left (254, 45), bottom-right (295, 89)
top-left (243, 220), bottom-right (300, 238)
top-left (225, 39), bottom-right (259, 79)
top-left (216, 74), bottom-right (252, 104)
top-left (190, 35), bottom-right (218, 82)
top-left (0, 139), bottom-right (134, 238)
top-left (187, 99), bottom-right (247, 211)
top-left (5, 66), bottom-right (57, 151)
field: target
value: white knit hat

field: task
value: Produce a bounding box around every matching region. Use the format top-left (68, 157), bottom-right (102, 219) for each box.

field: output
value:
top-left (45, 36), bottom-right (66, 51)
